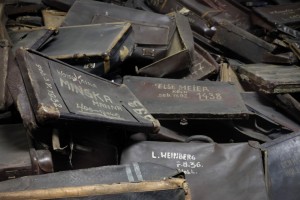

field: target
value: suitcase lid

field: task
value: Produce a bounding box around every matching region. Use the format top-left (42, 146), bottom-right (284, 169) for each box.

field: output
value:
top-left (62, 0), bottom-right (174, 45)
top-left (238, 64), bottom-right (300, 94)
top-left (261, 132), bottom-right (300, 200)
top-left (253, 3), bottom-right (300, 27)
top-left (16, 49), bottom-right (160, 133)
top-left (123, 76), bottom-right (250, 119)
top-left (40, 23), bottom-right (131, 59)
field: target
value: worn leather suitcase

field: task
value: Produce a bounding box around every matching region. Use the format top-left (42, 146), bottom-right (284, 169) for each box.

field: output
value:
top-left (62, 0), bottom-right (176, 61)
top-left (15, 49), bottom-right (160, 133)
top-left (121, 136), bottom-right (268, 200)
top-left (262, 132), bottom-right (300, 200)
top-left (123, 76), bottom-right (249, 120)
top-left (39, 23), bottom-right (131, 75)
top-left (181, 43), bottom-right (218, 80)
top-left (62, 0), bottom-right (195, 77)
top-left (0, 162), bottom-right (191, 199)
top-left (237, 64), bottom-right (300, 94)
top-left (0, 124), bottom-right (53, 182)
top-left (136, 12), bottom-right (195, 78)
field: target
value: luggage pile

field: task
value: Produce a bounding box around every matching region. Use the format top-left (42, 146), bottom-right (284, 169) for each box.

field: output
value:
top-left (0, 0), bottom-right (299, 199)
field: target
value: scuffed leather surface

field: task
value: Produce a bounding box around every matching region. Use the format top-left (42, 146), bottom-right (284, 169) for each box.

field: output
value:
top-left (121, 140), bottom-right (268, 200)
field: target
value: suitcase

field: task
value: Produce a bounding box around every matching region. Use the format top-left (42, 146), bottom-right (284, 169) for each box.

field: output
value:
top-left (0, 124), bottom-right (53, 182)
top-left (237, 64), bottom-right (300, 94)
top-left (121, 136), bottom-right (268, 200)
top-left (262, 132), bottom-right (300, 200)
top-left (0, 162), bottom-right (191, 200)
top-left (253, 3), bottom-right (300, 28)
top-left (62, 0), bottom-right (195, 77)
top-left (15, 49), bottom-right (160, 133)
top-left (123, 76), bottom-right (250, 120)
top-left (39, 23), bottom-right (131, 75)
top-left (181, 43), bottom-right (219, 80)
top-left (136, 12), bottom-right (195, 78)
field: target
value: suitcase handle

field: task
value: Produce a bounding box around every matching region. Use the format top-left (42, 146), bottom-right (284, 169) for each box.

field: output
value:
top-left (185, 135), bottom-right (214, 143)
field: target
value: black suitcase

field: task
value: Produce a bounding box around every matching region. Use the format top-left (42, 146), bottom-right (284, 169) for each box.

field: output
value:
top-left (39, 23), bottom-right (131, 75)
top-left (0, 162), bottom-right (191, 199)
top-left (237, 64), bottom-right (300, 94)
top-left (0, 124), bottom-right (53, 182)
top-left (62, 0), bottom-right (195, 77)
top-left (123, 76), bottom-right (249, 120)
top-left (121, 136), bottom-right (268, 200)
top-left (262, 132), bottom-right (300, 200)
top-left (15, 49), bottom-right (160, 133)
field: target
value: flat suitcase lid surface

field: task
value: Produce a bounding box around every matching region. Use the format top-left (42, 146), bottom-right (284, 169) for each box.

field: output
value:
top-left (62, 0), bottom-right (173, 45)
top-left (40, 23), bottom-right (131, 59)
top-left (254, 4), bottom-right (300, 26)
top-left (261, 132), bottom-right (300, 200)
top-left (16, 49), bottom-right (159, 133)
top-left (238, 64), bottom-right (300, 93)
top-left (123, 76), bottom-right (249, 119)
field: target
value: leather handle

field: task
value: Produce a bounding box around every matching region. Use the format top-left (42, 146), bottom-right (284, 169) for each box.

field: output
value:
top-left (185, 135), bottom-right (214, 143)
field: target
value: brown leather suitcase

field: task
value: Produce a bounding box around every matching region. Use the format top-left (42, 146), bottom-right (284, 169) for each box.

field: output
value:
top-left (237, 64), bottom-right (300, 94)
top-left (15, 49), bottom-right (160, 133)
top-left (0, 124), bottom-right (53, 182)
top-left (123, 76), bottom-right (250, 120)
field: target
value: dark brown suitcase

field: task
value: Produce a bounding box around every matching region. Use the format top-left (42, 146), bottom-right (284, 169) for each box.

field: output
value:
top-left (182, 44), bottom-right (219, 80)
top-left (136, 12), bottom-right (195, 78)
top-left (15, 49), bottom-right (160, 133)
top-left (237, 64), bottom-right (300, 94)
top-left (0, 123), bottom-right (53, 182)
top-left (123, 76), bottom-right (250, 120)
top-left (253, 3), bottom-right (300, 28)
top-left (39, 23), bottom-right (131, 75)
top-left (62, 0), bottom-right (195, 77)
